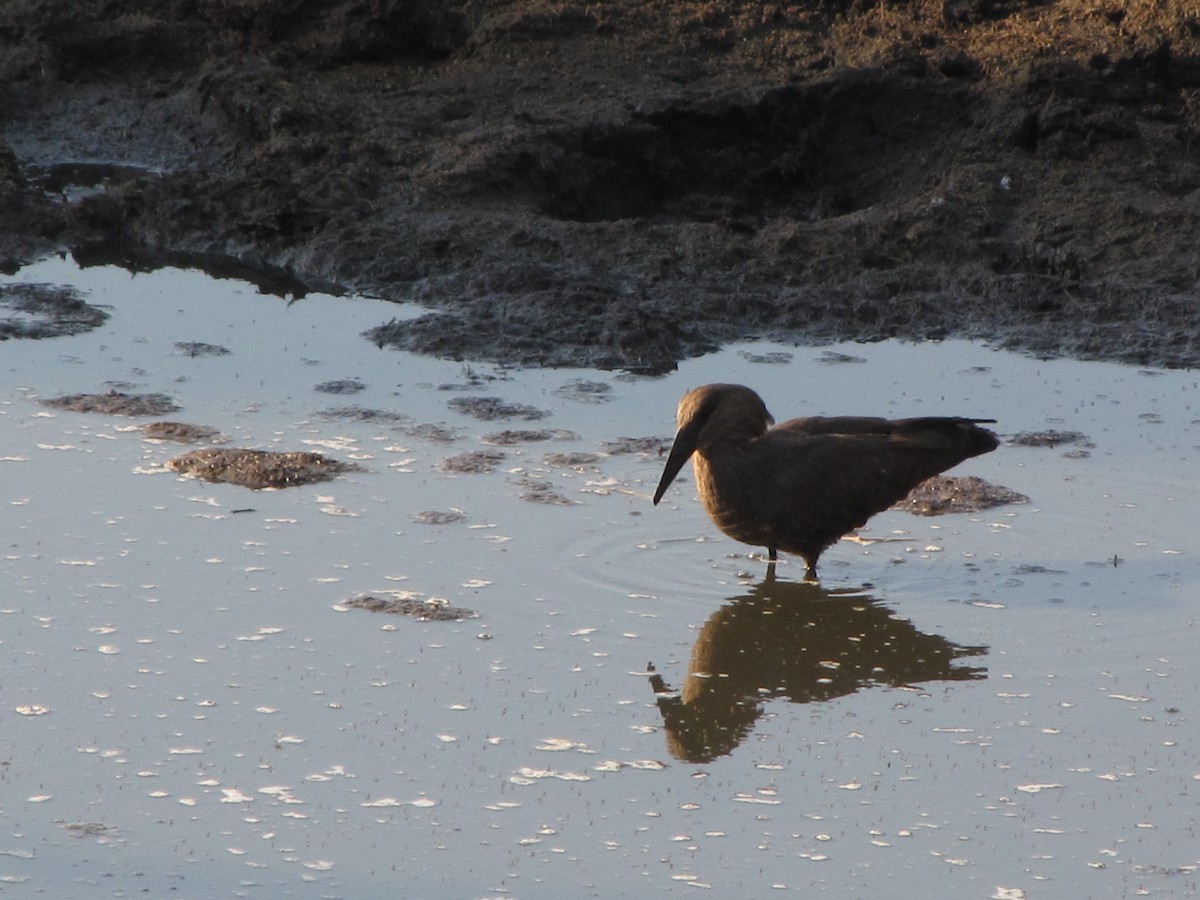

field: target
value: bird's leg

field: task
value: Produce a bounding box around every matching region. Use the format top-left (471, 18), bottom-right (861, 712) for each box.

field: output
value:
top-left (768, 547), bottom-right (778, 562)
top-left (802, 557), bottom-right (819, 582)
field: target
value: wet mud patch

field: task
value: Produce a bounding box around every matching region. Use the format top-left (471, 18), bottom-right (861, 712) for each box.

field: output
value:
top-left (174, 341), bottom-right (230, 357)
top-left (738, 349), bottom-right (794, 364)
top-left (481, 428), bottom-right (577, 445)
top-left (168, 447), bottom-right (361, 488)
top-left (447, 396), bottom-right (550, 421)
top-left (314, 378), bottom-right (366, 394)
top-left (42, 390), bottom-right (179, 416)
top-left (412, 509), bottom-right (466, 525)
top-left (553, 380), bottom-right (613, 403)
top-left (1008, 429), bottom-right (1092, 448)
top-left (402, 422), bottom-right (461, 443)
top-left (439, 449), bottom-right (505, 473)
top-left (514, 477), bottom-right (574, 505)
top-left (313, 405), bottom-right (409, 425)
top-left (341, 592), bottom-right (478, 622)
top-left (544, 451), bottom-right (601, 468)
top-left (0, 283), bottom-right (108, 339)
top-left (601, 436), bottom-right (668, 456)
top-left (141, 421), bottom-right (228, 444)
top-left (894, 474), bottom-right (1029, 516)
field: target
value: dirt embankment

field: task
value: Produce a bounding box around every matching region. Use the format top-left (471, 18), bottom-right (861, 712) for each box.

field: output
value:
top-left (2, 1), bottom-right (1199, 371)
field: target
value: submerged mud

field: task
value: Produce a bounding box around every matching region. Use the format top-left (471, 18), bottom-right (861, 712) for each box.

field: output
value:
top-left (1, 3), bottom-right (1199, 370)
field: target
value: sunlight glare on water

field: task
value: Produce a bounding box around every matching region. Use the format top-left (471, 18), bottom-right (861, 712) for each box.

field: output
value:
top-left (1, 255), bottom-right (1199, 898)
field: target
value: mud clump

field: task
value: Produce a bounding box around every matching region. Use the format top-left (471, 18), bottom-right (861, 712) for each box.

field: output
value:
top-left (895, 475), bottom-right (1029, 516)
top-left (42, 390), bottom-right (180, 416)
top-left (174, 341), bottom-right (230, 357)
top-left (314, 378), bottom-right (365, 394)
top-left (544, 451), bottom-right (601, 468)
top-left (448, 397), bottom-right (549, 421)
top-left (554, 380), bottom-right (612, 403)
top-left (481, 428), bottom-right (577, 445)
top-left (0, 283), bottom-right (108, 339)
top-left (142, 421), bottom-right (227, 444)
top-left (168, 447), bottom-right (360, 488)
top-left (314, 405), bottom-right (408, 424)
top-left (343, 593), bottom-right (478, 622)
top-left (412, 509), bottom-right (466, 525)
top-left (601, 437), bottom-right (669, 456)
top-left (402, 423), bottom-right (461, 443)
top-left (514, 477), bottom-right (574, 506)
top-left (1008, 430), bottom-right (1092, 448)
top-left (439, 449), bottom-right (506, 474)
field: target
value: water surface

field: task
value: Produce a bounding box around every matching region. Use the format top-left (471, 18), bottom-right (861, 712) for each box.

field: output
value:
top-left (2, 256), bottom-right (1198, 897)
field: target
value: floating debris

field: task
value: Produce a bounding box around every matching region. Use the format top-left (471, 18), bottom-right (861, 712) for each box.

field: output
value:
top-left (448, 396), bottom-right (549, 421)
top-left (412, 509), bottom-right (466, 525)
top-left (141, 421), bottom-right (228, 444)
top-left (1008, 430), bottom-right (1091, 448)
top-left (168, 448), bottom-right (360, 489)
top-left (482, 428), bottom-right (577, 445)
top-left (314, 378), bottom-right (366, 394)
top-left (0, 283), bottom-right (108, 339)
top-left (439, 449), bottom-right (505, 473)
top-left (895, 476), bottom-right (1029, 516)
top-left (342, 592), bottom-right (478, 621)
top-left (41, 390), bottom-right (180, 416)
top-left (174, 341), bottom-right (231, 357)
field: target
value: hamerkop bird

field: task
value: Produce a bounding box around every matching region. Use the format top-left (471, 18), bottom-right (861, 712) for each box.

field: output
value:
top-left (653, 384), bottom-right (999, 578)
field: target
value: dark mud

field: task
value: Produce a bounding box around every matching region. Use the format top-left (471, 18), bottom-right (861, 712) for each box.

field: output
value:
top-left (402, 422), bottom-right (461, 443)
top-left (1008, 429), bottom-right (1093, 448)
top-left (342, 593), bottom-right (478, 622)
top-left (313, 378), bottom-right (366, 395)
top-left (513, 477), bottom-right (574, 505)
top-left (439, 449), bottom-right (506, 473)
top-left (893, 474), bottom-right (1028, 516)
top-left (543, 451), bottom-right (601, 468)
top-left (174, 341), bottom-right (231, 357)
top-left (448, 397), bottom-right (550, 421)
top-left (2, 3), bottom-right (1199, 371)
top-left (412, 509), bottom-right (467, 525)
top-left (0, 282), bottom-right (108, 339)
top-left (168, 447), bottom-right (360, 489)
top-left (142, 421), bottom-right (228, 444)
top-left (480, 428), bottom-right (577, 445)
top-left (313, 405), bottom-right (409, 425)
top-left (42, 390), bottom-right (180, 416)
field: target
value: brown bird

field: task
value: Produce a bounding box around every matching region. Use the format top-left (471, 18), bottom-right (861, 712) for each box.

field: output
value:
top-left (653, 383), bottom-right (999, 579)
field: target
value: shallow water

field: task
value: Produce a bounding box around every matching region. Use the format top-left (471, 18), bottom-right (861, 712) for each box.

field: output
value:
top-left (2, 255), bottom-right (1199, 898)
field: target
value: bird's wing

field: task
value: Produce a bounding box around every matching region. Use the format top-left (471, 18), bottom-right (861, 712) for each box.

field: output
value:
top-left (760, 424), bottom-right (990, 534)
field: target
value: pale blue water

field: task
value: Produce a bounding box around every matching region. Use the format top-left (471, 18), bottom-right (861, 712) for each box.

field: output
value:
top-left (1, 255), bottom-right (1198, 897)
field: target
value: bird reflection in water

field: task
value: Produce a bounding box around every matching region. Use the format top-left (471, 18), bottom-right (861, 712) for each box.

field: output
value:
top-left (647, 575), bottom-right (987, 763)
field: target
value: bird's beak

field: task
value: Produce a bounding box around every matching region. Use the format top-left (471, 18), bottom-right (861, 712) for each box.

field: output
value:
top-left (653, 419), bottom-right (701, 505)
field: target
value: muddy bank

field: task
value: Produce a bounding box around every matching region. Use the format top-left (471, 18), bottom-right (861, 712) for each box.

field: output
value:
top-left (1, 1), bottom-right (1199, 370)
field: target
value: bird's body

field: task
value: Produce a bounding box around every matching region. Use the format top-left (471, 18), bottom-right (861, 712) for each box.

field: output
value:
top-left (653, 384), bottom-right (999, 578)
